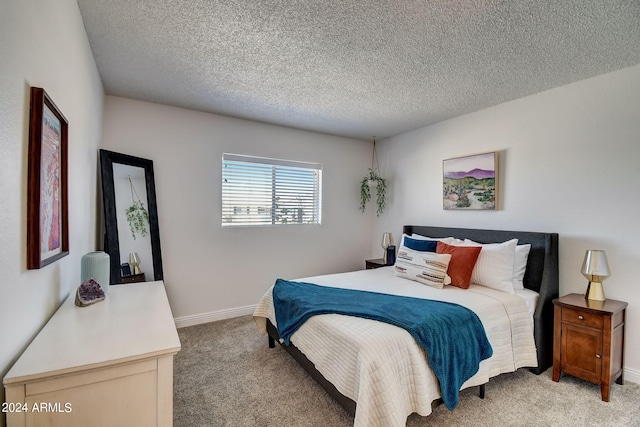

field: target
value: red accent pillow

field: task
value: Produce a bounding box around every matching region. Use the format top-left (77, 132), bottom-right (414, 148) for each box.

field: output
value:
top-left (436, 241), bottom-right (482, 289)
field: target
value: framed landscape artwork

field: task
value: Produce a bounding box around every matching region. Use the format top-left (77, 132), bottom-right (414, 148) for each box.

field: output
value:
top-left (27, 87), bottom-right (69, 269)
top-left (443, 151), bottom-right (498, 210)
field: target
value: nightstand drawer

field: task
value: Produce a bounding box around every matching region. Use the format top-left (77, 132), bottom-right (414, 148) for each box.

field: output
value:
top-left (561, 307), bottom-right (603, 329)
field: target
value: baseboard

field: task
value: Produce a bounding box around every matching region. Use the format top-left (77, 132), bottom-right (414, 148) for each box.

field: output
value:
top-left (624, 366), bottom-right (640, 385)
top-left (174, 304), bottom-right (257, 328)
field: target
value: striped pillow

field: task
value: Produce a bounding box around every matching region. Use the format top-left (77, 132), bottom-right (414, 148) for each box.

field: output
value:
top-left (394, 246), bottom-right (452, 289)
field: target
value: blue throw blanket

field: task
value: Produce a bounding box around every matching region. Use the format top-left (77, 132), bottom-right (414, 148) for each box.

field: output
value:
top-left (272, 278), bottom-right (493, 410)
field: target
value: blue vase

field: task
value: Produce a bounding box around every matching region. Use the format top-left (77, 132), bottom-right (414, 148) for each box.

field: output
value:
top-left (386, 245), bottom-right (396, 265)
top-left (81, 251), bottom-right (111, 294)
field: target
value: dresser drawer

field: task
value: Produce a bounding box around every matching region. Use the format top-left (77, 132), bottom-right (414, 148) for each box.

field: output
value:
top-left (561, 307), bottom-right (603, 329)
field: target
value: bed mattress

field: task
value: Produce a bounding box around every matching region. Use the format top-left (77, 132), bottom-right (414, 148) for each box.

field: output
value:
top-left (254, 266), bottom-right (538, 427)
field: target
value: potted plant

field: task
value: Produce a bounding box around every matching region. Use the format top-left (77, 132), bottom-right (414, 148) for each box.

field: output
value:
top-left (360, 139), bottom-right (387, 216)
top-left (125, 177), bottom-right (149, 239)
top-left (360, 169), bottom-right (387, 216)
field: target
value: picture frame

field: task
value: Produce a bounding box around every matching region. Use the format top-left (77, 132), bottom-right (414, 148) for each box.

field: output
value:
top-left (443, 151), bottom-right (498, 210)
top-left (27, 87), bottom-right (69, 269)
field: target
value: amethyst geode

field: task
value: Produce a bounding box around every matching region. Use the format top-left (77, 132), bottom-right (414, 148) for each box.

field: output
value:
top-left (75, 278), bottom-right (106, 307)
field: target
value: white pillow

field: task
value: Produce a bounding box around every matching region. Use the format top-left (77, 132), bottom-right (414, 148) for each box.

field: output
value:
top-left (408, 233), bottom-right (455, 245)
top-left (512, 244), bottom-right (531, 290)
top-left (462, 238), bottom-right (518, 294)
top-left (440, 236), bottom-right (466, 246)
top-left (394, 246), bottom-right (452, 289)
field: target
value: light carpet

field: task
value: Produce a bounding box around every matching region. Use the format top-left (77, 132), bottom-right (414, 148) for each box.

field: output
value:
top-left (174, 315), bottom-right (640, 427)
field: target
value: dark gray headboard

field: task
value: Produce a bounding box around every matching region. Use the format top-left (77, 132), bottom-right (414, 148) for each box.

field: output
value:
top-left (403, 225), bottom-right (559, 374)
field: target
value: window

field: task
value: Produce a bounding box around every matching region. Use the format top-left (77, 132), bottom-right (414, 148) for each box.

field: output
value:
top-left (222, 153), bottom-right (322, 226)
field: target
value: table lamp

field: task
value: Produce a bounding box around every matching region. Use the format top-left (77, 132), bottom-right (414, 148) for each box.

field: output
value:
top-left (581, 250), bottom-right (610, 301)
top-left (129, 252), bottom-right (142, 275)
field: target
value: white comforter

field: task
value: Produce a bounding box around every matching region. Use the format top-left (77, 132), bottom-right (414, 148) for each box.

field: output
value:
top-left (253, 267), bottom-right (537, 427)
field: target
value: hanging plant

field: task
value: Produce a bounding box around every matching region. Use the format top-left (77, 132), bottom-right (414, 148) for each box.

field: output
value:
top-left (360, 169), bottom-right (387, 216)
top-left (125, 177), bottom-right (149, 239)
top-left (359, 139), bottom-right (387, 216)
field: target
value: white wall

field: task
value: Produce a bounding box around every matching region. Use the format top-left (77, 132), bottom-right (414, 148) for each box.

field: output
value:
top-left (0, 0), bottom-right (104, 422)
top-left (374, 64), bottom-right (640, 380)
top-left (101, 96), bottom-right (374, 323)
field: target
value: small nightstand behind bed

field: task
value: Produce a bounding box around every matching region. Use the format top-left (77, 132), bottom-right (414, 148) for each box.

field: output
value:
top-left (365, 258), bottom-right (387, 269)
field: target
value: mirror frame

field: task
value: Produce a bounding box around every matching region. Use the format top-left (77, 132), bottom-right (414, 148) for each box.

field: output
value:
top-left (99, 149), bottom-right (163, 285)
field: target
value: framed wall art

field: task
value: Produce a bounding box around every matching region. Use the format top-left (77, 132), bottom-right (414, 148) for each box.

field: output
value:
top-left (443, 151), bottom-right (498, 210)
top-left (27, 87), bottom-right (69, 269)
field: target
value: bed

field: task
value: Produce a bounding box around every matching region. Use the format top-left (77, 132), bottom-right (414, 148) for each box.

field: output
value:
top-left (253, 225), bottom-right (559, 426)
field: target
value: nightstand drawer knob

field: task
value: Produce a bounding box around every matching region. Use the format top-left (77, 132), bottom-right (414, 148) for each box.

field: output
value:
top-left (578, 315), bottom-right (584, 320)
top-left (596, 354), bottom-right (601, 359)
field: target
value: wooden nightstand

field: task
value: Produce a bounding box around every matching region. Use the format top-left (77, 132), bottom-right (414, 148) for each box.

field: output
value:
top-left (552, 293), bottom-right (627, 401)
top-left (365, 258), bottom-right (387, 269)
top-left (121, 272), bottom-right (146, 283)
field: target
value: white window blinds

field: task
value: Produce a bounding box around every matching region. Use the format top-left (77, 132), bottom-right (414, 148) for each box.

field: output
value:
top-left (222, 153), bottom-right (322, 226)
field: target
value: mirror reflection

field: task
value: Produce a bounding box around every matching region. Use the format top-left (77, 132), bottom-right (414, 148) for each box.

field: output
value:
top-left (112, 163), bottom-right (154, 282)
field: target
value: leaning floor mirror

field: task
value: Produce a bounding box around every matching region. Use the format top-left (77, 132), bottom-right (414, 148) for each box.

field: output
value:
top-left (100, 149), bottom-right (163, 285)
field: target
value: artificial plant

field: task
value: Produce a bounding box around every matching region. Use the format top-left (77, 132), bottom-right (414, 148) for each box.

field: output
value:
top-left (125, 177), bottom-right (149, 239)
top-left (359, 139), bottom-right (387, 216)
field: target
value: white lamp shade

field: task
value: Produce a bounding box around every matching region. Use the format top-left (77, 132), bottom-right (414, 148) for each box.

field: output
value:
top-left (129, 252), bottom-right (142, 274)
top-left (581, 250), bottom-right (610, 282)
top-left (381, 232), bottom-right (393, 249)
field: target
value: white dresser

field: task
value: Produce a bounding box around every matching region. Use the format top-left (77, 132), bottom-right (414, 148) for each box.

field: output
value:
top-left (3, 281), bottom-right (181, 427)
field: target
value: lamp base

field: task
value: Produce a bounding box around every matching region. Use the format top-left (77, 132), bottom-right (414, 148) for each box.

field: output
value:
top-left (585, 281), bottom-right (605, 301)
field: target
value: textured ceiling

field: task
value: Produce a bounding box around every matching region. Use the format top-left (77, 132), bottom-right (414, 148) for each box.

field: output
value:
top-left (77, 0), bottom-right (640, 140)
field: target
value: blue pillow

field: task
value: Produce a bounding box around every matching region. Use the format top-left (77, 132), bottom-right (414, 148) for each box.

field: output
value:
top-left (403, 236), bottom-right (437, 252)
